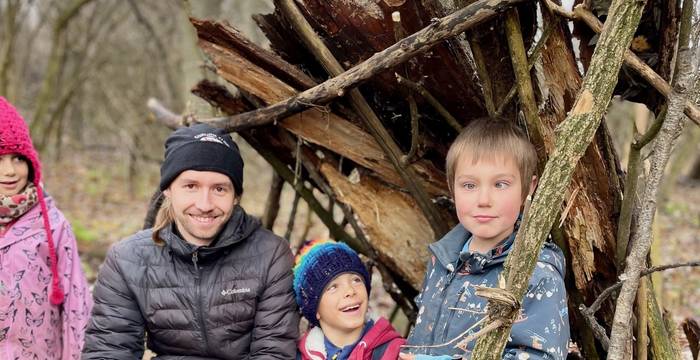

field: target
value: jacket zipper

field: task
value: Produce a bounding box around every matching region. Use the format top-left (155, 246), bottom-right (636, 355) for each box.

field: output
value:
top-left (192, 251), bottom-right (210, 352)
top-left (428, 262), bottom-right (458, 345)
top-left (438, 263), bottom-right (461, 344)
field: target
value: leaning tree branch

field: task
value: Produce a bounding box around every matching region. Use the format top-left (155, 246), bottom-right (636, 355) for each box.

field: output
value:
top-left (543, 1), bottom-right (700, 127)
top-left (495, 20), bottom-right (555, 116)
top-left (277, 0), bottom-right (449, 237)
top-left (262, 173), bottom-right (284, 230)
top-left (615, 105), bottom-right (667, 268)
top-left (470, 0), bottom-right (648, 358)
top-left (607, 42), bottom-right (694, 359)
top-left (201, 0), bottom-right (527, 133)
top-left (504, 8), bottom-right (546, 166)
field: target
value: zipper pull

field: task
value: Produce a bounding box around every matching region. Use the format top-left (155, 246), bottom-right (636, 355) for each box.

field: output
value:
top-left (192, 251), bottom-right (199, 271)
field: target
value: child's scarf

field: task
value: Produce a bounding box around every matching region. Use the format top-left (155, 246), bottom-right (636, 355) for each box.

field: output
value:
top-left (0, 183), bottom-right (38, 233)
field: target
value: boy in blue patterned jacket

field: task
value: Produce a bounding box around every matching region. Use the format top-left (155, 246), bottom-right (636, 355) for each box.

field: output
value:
top-left (399, 117), bottom-right (570, 360)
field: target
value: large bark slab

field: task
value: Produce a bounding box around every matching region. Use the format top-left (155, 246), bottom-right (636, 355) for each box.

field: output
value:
top-left (320, 162), bottom-right (433, 288)
top-left (258, 0), bottom-right (487, 128)
top-left (195, 32), bottom-right (447, 196)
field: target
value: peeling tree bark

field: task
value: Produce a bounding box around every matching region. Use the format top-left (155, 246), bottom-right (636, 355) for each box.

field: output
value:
top-left (277, 0), bottom-right (450, 237)
top-left (201, 0), bottom-right (528, 132)
top-left (194, 33), bottom-right (447, 196)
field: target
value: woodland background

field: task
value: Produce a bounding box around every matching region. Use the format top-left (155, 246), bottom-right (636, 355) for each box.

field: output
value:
top-left (1, 0), bottom-right (699, 358)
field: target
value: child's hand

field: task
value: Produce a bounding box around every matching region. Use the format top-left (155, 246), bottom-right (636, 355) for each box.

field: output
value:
top-left (398, 353), bottom-right (415, 360)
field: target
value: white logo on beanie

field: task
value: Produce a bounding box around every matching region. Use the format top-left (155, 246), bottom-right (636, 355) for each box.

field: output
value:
top-left (195, 133), bottom-right (231, 148)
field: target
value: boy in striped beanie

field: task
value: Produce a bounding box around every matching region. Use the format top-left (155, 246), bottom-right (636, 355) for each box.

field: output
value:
top-left (293, 239), bottom-right (405, 360)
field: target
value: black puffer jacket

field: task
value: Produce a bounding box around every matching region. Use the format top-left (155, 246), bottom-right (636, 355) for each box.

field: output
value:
top-left (82, 206), bottom-right (299, 359)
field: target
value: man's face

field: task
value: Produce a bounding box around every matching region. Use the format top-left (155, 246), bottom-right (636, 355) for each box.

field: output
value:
top-left (164, 170), bottom-right (237, 246)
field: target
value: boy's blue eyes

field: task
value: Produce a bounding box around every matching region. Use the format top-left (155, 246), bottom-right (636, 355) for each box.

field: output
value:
top-left (495, 181), bottom-right (509, 189)
top-left (460, 181), bottom-right (510, 189)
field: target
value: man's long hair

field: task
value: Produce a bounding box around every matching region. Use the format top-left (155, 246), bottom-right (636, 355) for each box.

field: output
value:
top-left (152, 197), bottom-right (174, 245)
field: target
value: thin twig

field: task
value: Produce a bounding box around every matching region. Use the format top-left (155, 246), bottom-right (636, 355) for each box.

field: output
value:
top-left (455, 319), bottom-right (505, 351)
top-left (393, 11), bottom-right (421, 165)
top-left (578, 260), bottom-right (700, 349)
top-left (586, 260), bottom-right (700, 314)
top-left (284, 191), bottom-right (301, 241)
top-left (402, 94), bottom-right (421, 164)
top-left (400, 317), bottom-right (488, 350)
top-left (395, 74), bottom-right (463, 132)
top-left (558, 186), bottom-right (579, 227)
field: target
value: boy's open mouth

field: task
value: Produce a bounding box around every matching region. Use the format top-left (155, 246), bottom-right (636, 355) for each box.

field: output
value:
top-left (340, 304), bottom-right (361, 312)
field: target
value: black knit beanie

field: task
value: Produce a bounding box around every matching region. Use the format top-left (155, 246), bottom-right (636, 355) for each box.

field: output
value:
top-left (160, 124), bottom-right (244, 195)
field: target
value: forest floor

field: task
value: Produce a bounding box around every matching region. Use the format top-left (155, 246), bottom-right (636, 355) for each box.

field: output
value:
top-left (43, 135), bottom-right (700, 357)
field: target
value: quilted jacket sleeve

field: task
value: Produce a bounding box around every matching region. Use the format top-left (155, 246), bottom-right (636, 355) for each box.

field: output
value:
top-left (82, 244), bottom-right (146, 360)
top-left (248, 237), bottom-right (299, 359)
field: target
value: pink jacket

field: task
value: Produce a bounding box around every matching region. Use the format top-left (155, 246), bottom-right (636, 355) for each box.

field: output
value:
top-left (298, 317), bottom-right (406, 360)
top-left (0, 195), bottom-right (93, 360)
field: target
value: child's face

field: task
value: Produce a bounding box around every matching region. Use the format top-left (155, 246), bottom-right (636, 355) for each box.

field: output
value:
top-left (316, 272), bottom-right (368, 336)
top-left (453, 152), bottom-right (535, 248)
top-left (0, 154), bottom-right (29, 196)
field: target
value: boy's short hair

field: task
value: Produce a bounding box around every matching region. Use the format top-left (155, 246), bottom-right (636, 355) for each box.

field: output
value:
top-left (292, 240), bottom-right (371, 327)
top-left (445, 117), bottom-right (538, 197)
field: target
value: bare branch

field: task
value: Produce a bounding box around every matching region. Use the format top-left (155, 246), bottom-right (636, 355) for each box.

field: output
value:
top-left (395, 74), bottom-right (462, 132)
top-left (607, 0), bottom-right (696, 353)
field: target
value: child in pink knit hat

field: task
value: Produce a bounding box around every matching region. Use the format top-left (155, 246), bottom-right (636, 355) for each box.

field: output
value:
top-left (0, 96), bottom-right (93, 359)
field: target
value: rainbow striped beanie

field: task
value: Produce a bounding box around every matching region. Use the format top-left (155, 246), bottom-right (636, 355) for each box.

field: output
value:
top-left (293, 239), bottom-right (370, 326)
